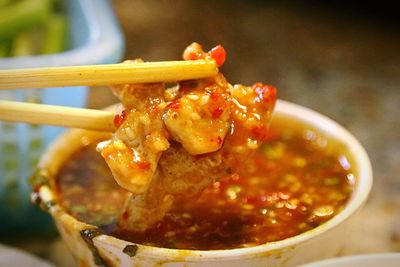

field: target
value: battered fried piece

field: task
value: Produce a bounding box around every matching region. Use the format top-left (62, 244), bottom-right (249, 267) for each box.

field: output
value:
top-left (97, 59), bottom-right (169, 194)
top-left (97, 43), bottom-right (277, 232)
top-left (163, 75), bottom-right (231, 155)
top-left (158, 82), bottom-right (277, 197)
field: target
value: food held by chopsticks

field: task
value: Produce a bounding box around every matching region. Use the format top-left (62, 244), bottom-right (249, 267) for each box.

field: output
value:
top-left (96, 43), bottom-right (277, 231)
top-left (36, 42), bottom-right (355, 251)
top-left (0, 41), bottom-right (276, 234)
top-left (0, 58), bottom-right (218, 128)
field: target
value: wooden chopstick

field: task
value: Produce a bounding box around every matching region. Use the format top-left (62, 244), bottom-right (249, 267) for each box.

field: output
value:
top-left (0, 100), bottom-right (115, 132)
top-left (0, 59), bottom-right (218, 90)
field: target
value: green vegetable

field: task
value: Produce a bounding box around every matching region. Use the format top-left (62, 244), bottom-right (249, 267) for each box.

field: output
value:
top-left (0, 0), bottom-right (51, 40)
top-left (0, 0), bottom-right (12, 8)
top-left (11, 28), bottom-right (38, 56)
top-left (0, 41), bottom-right (10, 57)
top-left (41, 14), bottom-right (67, 54)
top-left (50, 0), bottom-right (63, 13)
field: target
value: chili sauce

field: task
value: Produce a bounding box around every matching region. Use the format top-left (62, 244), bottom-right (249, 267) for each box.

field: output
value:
top-left (56, 119), bottom-right (354, 250)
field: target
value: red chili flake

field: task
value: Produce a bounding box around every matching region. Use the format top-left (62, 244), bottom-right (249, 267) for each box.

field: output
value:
top-left (122, 211), bottom-right (129, 220)
top-left (209, 45), bottom-right (226, 67)
top-left (251, 125), bottom-right (268, 140)
top-left (252, 83), bottom-right (277, 103)
top-left (209, 90), bottom-right (219, 101)
top-left (209, 90), bottom-right (227, 119)
top-left (217, 136), bottom-right (223, 145)
top-left (212, 107), bottom-right (224, 119)
top-left (137, 162), bottom-right (151, 170)
top-left (266, 85), bottom-right (277, 101)
top-left (166, 100), bottom-right (181, 110)
top-left (114, 110), bottom-right (127, 129)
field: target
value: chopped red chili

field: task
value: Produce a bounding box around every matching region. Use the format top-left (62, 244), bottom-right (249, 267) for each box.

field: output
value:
top-left (217, 136), bottom-right (223, 145)
top-left (212, 107), bottom-right (224, 119)
top-left (136, 162), bottom-right (151, 170)
top-left (165, 100), bottom-right (181, 110)
top-left (208, 90), bottom-right (228, 119)
top-left (122, 211), bottom-right (129, 220)
top-left (253, 83), bottom-right (277, 103)
top-left (113, 110), bottom-right (127, 129)
top-left (209, 45), bottom-right (226, 67)
top-left (251, 125), bottom-right (267, 141)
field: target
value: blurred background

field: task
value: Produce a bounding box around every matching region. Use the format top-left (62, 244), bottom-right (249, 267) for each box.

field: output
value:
top-left (0, 0), bottom-right (399, 266)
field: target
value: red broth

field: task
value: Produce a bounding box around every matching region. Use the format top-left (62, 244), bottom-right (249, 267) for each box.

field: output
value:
top-left (56, 118), bottom-right (354, 250)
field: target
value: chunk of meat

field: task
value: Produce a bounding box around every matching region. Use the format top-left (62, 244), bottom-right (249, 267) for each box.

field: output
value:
top-left (163, 75), bottom-right (231, 155)
top-left (97, 43), bottom-right (277, 232)
top-left (97, 73), bottom-right (169, 194)
top-left (159, 82), bottom-right (277, 197)
top-left (118, 171), bottom-right (174, 232)
top-left (116, 81), bottom-right (276, 232)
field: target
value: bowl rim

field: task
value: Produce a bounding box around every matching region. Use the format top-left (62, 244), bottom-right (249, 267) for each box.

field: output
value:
top-left (38, 100), bottom-right (373, 260)
top-left (300, 253), bottom-right (400, 266)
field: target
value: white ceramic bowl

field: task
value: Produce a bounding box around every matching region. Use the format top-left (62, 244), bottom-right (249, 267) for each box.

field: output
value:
top-left (34, 100), bottom-right (373, 266)
top-left (301, 253), bottom-right (400, 267)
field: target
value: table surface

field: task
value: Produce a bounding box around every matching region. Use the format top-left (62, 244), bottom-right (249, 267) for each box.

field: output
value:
top-left (3, 1), bottom-right (400, 266)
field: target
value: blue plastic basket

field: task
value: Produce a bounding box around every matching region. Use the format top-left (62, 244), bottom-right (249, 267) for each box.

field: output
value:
top-left (0, 0), bottom-right (124, 232)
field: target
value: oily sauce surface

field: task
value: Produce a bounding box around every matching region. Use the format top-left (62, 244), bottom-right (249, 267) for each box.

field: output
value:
top-left (56, 121), bottom-right (353, 250)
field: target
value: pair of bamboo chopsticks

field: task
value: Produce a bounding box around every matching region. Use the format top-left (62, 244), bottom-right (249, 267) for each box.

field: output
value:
top-left (0, 59), bottom-right (217, 132)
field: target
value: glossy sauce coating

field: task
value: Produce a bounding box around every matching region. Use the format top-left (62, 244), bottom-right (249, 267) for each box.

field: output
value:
top-left (56, 120), bottom-right (353, 250)
top-left (96, 43), bottom-right (277, 232)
